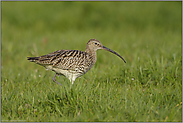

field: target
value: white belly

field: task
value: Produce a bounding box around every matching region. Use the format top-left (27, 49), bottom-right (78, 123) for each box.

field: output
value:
top-left (45, 65), bottom-right (83, 84)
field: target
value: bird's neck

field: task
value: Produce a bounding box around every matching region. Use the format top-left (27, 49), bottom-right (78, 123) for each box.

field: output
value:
top-left (85, 47), bottom-right (97, 65)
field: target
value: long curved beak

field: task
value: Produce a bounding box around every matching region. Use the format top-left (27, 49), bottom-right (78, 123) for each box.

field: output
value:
top-left (102, 46), bottom-right (126, 63)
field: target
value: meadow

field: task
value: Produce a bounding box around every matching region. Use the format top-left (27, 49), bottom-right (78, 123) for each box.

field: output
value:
top-left (1, 1), bottom-right (182, 122)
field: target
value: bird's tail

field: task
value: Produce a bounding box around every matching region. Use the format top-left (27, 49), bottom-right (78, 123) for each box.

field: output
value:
top-left (27, 57), bottom-right (39, 62)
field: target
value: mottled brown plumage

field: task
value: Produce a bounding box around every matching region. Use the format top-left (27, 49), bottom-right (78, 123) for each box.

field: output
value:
top-left (27, 39), bottom-right (126, 85)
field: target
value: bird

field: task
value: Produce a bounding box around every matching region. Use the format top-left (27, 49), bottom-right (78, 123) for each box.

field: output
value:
top-left (27, 39), bottom-right (126, 85)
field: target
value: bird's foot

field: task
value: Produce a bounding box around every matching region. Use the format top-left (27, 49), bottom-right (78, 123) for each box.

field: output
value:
top-left (52, 73), bottom-right (62, 86)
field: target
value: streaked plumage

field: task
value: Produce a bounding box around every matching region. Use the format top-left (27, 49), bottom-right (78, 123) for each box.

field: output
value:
top-left (27, 39), bottom-right (126, 85)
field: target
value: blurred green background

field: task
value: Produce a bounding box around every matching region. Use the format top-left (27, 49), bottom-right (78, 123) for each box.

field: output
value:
top-left (1, 1), bottom-right (182, 122)
top-left (2, 1), bottom-right (181, 32)
top-left (2, 1), bottom-right (182, 68)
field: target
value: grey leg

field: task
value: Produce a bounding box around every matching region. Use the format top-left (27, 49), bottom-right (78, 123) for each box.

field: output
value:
top-left (52, 73), bottom-right (62, 86)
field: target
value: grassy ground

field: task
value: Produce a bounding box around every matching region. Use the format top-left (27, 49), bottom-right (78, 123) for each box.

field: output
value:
top-left (1, 1), bottom-right (182, 122)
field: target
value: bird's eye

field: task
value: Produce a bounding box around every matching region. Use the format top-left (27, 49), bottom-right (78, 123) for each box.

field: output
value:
top-left (95, 42), bottom-right (98, 45)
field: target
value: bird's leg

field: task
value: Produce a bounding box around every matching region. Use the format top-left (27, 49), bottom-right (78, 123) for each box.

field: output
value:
top-left (71, 80), bottom-right (75, 85)
top-left (52, 73), bottom-right (62, 86)
top-left (71, 77), bottom-right (76, 85)
top-left (68, 75), bottom-right (76, 85)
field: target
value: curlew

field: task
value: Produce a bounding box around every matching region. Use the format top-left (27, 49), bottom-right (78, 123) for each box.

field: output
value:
top-left (27, 39), bottom-right (126, 85)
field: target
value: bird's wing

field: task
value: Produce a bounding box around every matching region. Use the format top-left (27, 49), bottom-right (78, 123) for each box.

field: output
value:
top-left (28, 49), bottom-right (93, 73)
top-left (52, 50), bottom-right (91, 72)
top-left (28, 50), bottom-right (68, 65)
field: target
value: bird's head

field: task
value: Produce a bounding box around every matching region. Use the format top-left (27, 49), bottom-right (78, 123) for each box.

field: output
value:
top-left (86, 39), bottom-right (126, 63)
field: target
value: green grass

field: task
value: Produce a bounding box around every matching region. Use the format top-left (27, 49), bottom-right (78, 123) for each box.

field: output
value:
top-left (1, 1), bottom-right (182, 122)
